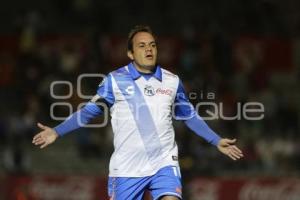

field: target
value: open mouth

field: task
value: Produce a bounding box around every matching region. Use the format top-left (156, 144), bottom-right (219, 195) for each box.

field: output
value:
top-left (146, 55), bottom-right (153, 59)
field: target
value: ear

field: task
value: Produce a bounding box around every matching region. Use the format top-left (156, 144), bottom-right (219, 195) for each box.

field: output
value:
top-left (127, 50), bottom-right (134, 60)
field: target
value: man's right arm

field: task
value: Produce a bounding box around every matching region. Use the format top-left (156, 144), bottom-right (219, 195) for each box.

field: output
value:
top-left (32, 101), bottom-right (105, 148)
top-left (54, 101), bottom-right (103, 136)
top-left (32, 73), bottom-right (115, 149)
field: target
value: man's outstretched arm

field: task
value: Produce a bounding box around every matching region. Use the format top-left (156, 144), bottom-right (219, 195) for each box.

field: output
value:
top-left (33, 73), bottom-right (115, 149)
top-left (184, 114), bottom-right (243, 160)
top-left (32, 102), bottom-right (103, 149)
top-left (174, 79), bottom-right (243, 160)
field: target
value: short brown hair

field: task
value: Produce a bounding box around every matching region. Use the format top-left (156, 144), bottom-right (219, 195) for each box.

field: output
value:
top-left (127, 25), bottom-right (155, 52)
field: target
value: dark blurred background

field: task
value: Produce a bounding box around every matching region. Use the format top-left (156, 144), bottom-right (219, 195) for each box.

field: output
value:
top-left (0, 0), bottom-right (300, 199)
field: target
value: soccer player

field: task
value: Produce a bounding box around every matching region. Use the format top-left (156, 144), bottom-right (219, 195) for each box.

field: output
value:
top-left (32, 25), bottom-right (243, 200)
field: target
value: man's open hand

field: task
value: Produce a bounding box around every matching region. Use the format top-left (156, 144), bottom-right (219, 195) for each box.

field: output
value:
top-left (32, 123), bottom-right (58, 149)
top-left (217, 138), bottom-right (243, 160)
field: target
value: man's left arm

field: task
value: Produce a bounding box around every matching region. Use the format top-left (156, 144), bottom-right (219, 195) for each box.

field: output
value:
top-left (173, 79), bottom-right (243, 160)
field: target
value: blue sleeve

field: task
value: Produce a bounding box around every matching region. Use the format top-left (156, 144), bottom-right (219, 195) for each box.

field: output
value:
top-left (54, 102), bottom-right (103, 136)
top-left (54, 74), bottom-right (115, 136)
top-left (174, 80), bottom-right (221, 146)
top-left (96, 73), bottom-right (115, 107)
top-left (174, 80), bottom-right (196, 120)
top-left (54, 74), bottom-right (115, 137)
top-left (184, 115), bottom-right (221, 146)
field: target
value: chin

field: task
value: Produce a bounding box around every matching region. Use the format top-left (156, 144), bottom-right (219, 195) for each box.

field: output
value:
top-left (144, 64), bottom-right (156, 70)
top-left (145, 61), bottom-right (157, 67)
top-left (134, 60), bottom-right (157, 70)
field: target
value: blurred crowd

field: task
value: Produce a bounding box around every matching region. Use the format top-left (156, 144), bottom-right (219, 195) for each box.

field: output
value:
top-left (0, 0), bottom-right (300, 178)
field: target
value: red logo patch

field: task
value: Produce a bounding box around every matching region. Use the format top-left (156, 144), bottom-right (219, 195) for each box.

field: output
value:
top-left (156, 88), bottom-right (173, 96)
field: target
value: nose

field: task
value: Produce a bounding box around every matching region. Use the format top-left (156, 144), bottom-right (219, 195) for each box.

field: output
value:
top-left (145, 44), bottom-right (152, 51)
top-left (145, 47), bottom-right (151, 52)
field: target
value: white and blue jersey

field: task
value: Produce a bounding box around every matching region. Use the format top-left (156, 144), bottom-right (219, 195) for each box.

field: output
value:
top-left (100, 63), bottom-right (182, 177)
top-left (54, 62), bottom-right (221, 178)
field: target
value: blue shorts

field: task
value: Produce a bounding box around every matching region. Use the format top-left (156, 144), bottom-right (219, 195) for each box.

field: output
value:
top-left (108, 165), bottom-right (182, 200)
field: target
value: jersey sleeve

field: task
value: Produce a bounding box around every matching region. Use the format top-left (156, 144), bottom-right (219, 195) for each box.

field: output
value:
top-left (174, 79), bottom-right (221, 146)
top-left (173, 80), bottom-right (196, 120)
top-left (94, 73), bottom-right (115, 107)
top-left (54, 102), bottom-right (103, 136)
top-left (53, 74), bottom-right (115, 137)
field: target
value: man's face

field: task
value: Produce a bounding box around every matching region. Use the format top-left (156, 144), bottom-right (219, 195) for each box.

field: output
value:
top-left (128, 32), bottom-right (157, 70)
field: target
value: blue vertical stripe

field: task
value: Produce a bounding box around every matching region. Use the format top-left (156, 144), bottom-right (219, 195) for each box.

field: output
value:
top-left (112, 70), bottom-right (163, 166)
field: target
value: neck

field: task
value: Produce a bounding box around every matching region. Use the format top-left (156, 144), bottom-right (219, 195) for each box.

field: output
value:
top-left (133, 62), bottom-right (154, 74)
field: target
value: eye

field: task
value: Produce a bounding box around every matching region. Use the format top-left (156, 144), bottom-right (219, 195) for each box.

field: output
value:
top-left (151, 43), bottom-right (156, 48)
top-left (139, 44), bottom-right (145, 48)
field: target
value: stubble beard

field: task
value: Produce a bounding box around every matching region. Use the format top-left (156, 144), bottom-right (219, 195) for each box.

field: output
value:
top-left (134, 60), bottom-right (157, 72)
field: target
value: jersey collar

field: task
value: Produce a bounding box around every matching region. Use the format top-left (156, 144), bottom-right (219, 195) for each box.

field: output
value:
top-left (128, 62), bottom-right (162, 81)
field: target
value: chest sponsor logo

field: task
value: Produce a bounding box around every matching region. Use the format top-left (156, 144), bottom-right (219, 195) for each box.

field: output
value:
top-left (156, 88), bottom-right (173, 96)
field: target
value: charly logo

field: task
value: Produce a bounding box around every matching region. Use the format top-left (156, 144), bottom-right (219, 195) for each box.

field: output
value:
top-left (144, 85), bottom-right (155, 96)
top-left (125, 85), bottom-right (134, 95)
